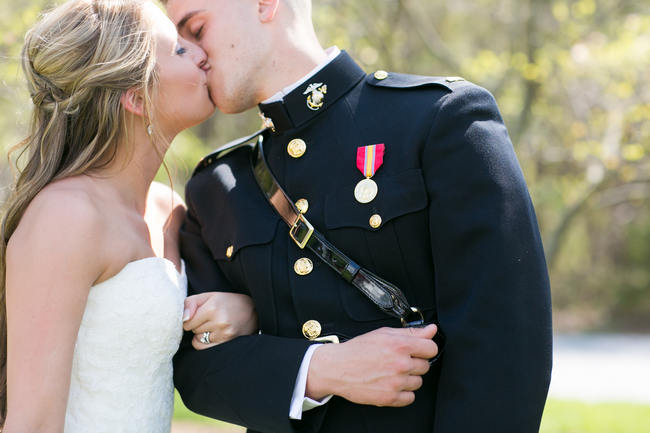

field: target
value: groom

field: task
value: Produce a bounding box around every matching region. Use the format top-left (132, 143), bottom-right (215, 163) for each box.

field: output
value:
top-left (167, 1), bottom-right (552, 432)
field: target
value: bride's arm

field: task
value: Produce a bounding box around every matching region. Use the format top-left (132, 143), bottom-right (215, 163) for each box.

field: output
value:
top-left (148, 182), bottom-right (259, 348)
top-left (3, 191), bottom-right (105, 433)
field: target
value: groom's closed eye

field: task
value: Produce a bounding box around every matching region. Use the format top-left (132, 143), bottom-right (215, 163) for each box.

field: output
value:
top-left (191, 24), bottom-right (205, 41)
top-left (176, 9), bottom-right (206, 41)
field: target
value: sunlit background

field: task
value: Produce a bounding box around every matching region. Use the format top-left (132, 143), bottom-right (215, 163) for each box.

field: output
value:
top-left (1, 0), bottom-right (649, 431)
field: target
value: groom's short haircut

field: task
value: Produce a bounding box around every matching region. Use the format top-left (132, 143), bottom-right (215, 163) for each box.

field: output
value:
top-left (160, 0), bottom-right (311, 11)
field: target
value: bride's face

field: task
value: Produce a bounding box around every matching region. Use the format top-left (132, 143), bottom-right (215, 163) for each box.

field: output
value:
top-left (146, 3), bottom-right (215, 137)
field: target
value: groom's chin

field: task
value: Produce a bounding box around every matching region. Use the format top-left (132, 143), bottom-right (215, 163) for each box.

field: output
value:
top-left (209, 87), bottom-right (260, 114)
top-left (216, 100), bottom-right (257, 114)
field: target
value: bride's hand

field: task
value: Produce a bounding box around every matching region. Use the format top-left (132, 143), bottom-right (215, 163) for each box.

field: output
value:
top-left (182, 292), bottom-right (259, 350)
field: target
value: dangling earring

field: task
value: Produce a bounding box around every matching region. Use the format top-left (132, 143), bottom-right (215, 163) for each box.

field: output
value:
top-left (146, 124), bottom-right (153, 136)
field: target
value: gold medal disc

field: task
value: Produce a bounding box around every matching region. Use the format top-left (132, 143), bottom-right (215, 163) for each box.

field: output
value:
top-left (354, 178), bottom-right (378, 203)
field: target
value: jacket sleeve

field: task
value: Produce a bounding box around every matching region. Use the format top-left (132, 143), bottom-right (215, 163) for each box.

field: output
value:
top-left (422, 83), bottom-right (553, 433)
top-left (173, 183), bottom-right (313, 433)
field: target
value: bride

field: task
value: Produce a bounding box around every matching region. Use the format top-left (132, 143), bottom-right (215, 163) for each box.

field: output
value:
top-left (0, 0), bottom-right (257, 431)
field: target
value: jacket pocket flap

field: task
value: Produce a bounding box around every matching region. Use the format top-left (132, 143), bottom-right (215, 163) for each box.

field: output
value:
top-left (206, 213), bottom-right (279, 261)
top-left (324, 169), bottom-right (428, 230)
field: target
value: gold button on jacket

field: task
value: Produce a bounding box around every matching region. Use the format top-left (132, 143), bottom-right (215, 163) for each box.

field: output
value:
top-left (295, 198), bottom-right (309, 214)
top-left (445, 76), bottom-right (465, 83)
top-left (374, 70), bottom-right (389, 80)
top-left (302, 320), bottom-right (322, 340)
top-left (287, 139), bottom-right (307, 158)
top-left (294, 257), bottom-right (313, 275)
top-left (225, 245), bottom-right (234, 258)
top-left (369, 214), bottom-right (382, 228)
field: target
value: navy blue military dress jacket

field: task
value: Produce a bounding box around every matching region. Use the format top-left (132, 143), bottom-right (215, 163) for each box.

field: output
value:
top-left (174, 51), bottom-right (553, 433)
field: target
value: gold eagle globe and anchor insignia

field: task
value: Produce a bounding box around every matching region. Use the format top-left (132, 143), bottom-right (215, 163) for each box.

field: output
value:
top-left (304, 82), bottom-right (328, 111)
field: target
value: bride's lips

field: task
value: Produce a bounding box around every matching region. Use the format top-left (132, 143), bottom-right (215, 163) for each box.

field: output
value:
top-left (205, 82), bottom-right (216, 107)
top-left (202, 66), bottom-right (216, 107)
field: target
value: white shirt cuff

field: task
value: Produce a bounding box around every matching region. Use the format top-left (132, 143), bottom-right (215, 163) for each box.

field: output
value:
top-left (289, 344), bottom-right (333, 420)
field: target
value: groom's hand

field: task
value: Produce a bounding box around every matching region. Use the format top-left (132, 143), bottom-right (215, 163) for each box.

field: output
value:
top-left (306, 324), bottom-right (438, 407)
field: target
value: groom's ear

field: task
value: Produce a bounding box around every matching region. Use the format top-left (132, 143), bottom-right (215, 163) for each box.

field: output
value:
top-left (258, 0), bottom-right (280, 23)
top-left (120, 88), bottom-right (145, 117)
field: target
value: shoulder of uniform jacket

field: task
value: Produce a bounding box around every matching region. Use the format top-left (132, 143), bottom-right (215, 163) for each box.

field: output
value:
top-left (191, 128), bottom-right (266, 177)
top-left (365, 70), bottom-right (468, 92)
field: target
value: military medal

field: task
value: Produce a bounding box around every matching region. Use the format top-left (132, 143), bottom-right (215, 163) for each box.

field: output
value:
top-left (354, 144), bottom-right (385, 203)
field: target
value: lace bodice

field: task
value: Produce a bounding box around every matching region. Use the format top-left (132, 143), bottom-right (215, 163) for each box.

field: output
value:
top-left (64, 257), bottom-right (187, 433)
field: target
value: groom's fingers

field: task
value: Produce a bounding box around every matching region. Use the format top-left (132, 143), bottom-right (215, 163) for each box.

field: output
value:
top-left (409, 358), bottom-right (431, 376)
top-left (408, 338), bottom-right (438, 360)
top-left (390, 391), bottom-right (416, 407)
top-left (402, 375), bottom-right (424, 392)
top-left (380, 324), bottom-right (437, 339)
top-left (374, 325), bottom-right (438, 360)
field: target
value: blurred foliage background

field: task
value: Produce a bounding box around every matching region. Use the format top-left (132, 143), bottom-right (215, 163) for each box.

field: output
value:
top-left (1, 0), bottom-right (649, 332)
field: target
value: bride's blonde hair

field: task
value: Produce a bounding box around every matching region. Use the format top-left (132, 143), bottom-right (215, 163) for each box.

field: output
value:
top-left (0, 0), bottom-right (159, 421)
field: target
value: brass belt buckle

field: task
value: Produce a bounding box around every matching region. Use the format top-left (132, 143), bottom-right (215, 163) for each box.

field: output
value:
top-left (289, 213), bottom-right (314, 249)
top-left (313, 335), bottom-right (340, 344)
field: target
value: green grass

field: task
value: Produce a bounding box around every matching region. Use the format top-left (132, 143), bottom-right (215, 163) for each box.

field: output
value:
top-left (174, 393), bottom-right (650, 432)
top-left (173, 391), bottom-right (227, 425)
top-left (540, 400), bottom-right (650, 433)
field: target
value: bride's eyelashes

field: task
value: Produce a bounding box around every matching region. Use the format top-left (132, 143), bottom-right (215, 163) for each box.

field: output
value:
top-left (175, 45), bottom-right (187, 56)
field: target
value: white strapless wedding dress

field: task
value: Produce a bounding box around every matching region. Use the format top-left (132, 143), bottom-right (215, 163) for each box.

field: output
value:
top-left (64, 257), bottom-right (187, 433)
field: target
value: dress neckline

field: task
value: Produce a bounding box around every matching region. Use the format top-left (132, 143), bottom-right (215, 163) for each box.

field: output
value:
top-left (124, 256), bottom-right (184, 276)
top-left (92, 256), bottom-right (184, 289)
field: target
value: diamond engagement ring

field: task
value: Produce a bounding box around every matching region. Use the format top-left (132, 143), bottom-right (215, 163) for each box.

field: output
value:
top-left (200, 331), bottom-right (211, 344)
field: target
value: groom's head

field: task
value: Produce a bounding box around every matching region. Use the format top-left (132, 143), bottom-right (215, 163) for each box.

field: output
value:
top-left (165, 0), bottom-right (317, 114)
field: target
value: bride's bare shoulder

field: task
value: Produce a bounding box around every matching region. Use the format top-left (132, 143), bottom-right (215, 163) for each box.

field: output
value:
top-left (7, 177), bottom-right (107, 284)
top-left (13, 178), bottom-right (104, 237)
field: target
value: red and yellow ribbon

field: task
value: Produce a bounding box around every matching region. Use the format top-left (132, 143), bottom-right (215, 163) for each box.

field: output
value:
top-left (356, 143), bottom-right (385, 178)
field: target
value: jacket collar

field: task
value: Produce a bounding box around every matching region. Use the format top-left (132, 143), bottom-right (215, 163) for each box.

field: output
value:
top-left (258, 51), bottom-right (366, 134)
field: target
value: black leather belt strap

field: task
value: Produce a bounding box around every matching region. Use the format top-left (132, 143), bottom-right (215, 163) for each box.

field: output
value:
top-left (250, 133), bottom-right (424, 325)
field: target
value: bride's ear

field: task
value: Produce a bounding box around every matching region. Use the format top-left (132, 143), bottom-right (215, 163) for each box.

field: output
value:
top-left (258, 0), bottom-right (279, 23)
top-left (120, 88), bottom-right (145, 117)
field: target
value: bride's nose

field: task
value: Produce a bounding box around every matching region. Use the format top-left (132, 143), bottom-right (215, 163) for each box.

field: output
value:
top-left (187, 41), bottom-right (210, 71)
